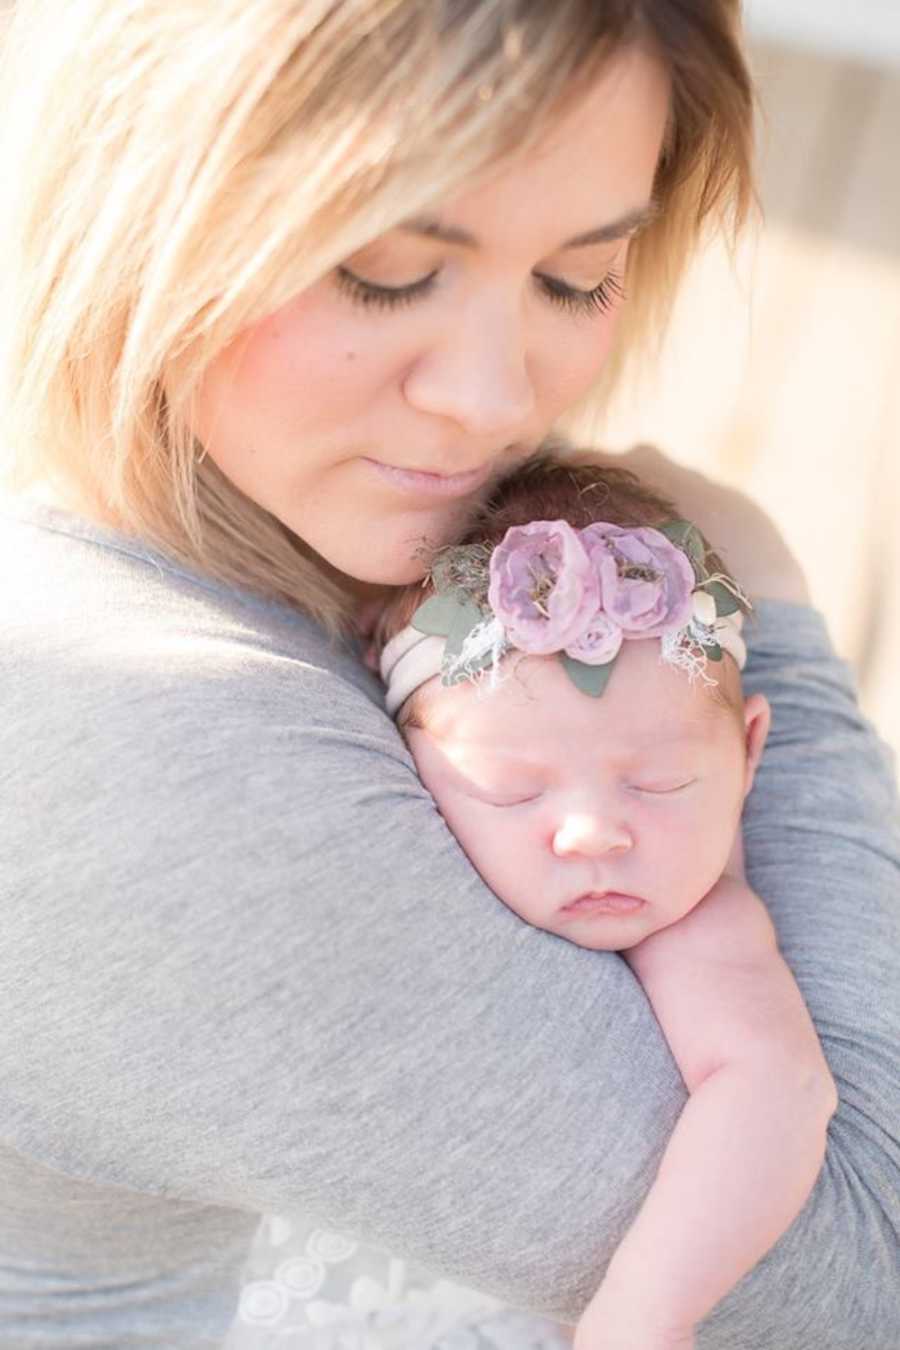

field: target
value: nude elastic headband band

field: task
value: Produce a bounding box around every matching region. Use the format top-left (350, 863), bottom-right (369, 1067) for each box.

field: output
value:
top-left (380, 611), bottom-right (746, 718)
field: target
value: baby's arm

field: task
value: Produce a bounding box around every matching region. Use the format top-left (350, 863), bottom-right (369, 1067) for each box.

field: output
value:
top-left (574, 875), bottom-right (838, 1350)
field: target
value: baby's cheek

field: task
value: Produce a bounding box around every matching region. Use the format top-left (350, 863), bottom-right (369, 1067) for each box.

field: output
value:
top-left (480, 847), bottom-right (537, 917)
top-left (656, 825), bottom-right (725, 909)
top-left (689, 827), bottom-right (737, 896)
top-left (432, 801), bottom-right (524, 910)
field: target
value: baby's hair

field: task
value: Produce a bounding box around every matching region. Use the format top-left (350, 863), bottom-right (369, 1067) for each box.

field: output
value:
top-left (372, 451), bottom-right (747, 727)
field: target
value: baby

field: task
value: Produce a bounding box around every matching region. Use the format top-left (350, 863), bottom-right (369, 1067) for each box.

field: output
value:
top-left (369, 456), bottom-right (838, 1350)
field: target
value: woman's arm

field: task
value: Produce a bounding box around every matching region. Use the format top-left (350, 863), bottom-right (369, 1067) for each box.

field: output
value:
top-left (574, 878), bottom-right (837, 1349)
top-left (3, 513), bottom-right (899, 1348)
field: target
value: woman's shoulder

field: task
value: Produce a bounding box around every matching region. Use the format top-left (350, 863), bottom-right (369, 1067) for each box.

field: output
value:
top-left (745, 598), bottom-right (836, 661)
top-left (0, 500), bottom-right (385, 712)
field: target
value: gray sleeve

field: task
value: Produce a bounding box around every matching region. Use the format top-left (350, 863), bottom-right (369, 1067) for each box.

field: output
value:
top-left (4, 597), bottom-right (898, 1348)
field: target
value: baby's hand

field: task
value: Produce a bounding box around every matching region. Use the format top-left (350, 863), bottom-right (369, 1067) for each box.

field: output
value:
top-left (573, 1312), bottom-right (695, 1350)
top-left (573, 1284), bottom-right (696, 1350)
top-left (573, 1309), bottom-right (697, 1350)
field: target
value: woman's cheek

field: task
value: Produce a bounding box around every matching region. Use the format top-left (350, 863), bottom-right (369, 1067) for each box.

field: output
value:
top-left (544, 315), bottom-right (621, 414)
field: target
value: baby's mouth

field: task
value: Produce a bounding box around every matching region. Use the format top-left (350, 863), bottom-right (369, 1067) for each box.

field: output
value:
top-left (560, 892), bottom-right (646, 916)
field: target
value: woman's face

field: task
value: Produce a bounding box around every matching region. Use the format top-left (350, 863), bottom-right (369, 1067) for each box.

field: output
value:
top-left (192, 44), bottom-right (671, 584)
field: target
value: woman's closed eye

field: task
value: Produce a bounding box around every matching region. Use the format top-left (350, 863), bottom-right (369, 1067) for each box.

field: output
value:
top-left (335, 266), bottom-right (625, 318)
top-left (533, 269), bottom-right (625, 317)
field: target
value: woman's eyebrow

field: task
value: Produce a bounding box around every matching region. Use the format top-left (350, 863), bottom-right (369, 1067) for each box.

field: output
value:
top-left (398, 203), bottom-right (658, 251)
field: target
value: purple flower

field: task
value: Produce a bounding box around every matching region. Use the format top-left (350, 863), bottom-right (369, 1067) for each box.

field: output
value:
top-left (565, 611), bottom-right (623, 665)
top-left (487, 520), bottom-right (601, 654)
top-left (580, 524), bottom-right (695, 638)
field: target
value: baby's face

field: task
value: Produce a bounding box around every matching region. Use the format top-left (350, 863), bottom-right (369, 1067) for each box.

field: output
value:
top-left (406, 640), bottom-right (769, 950)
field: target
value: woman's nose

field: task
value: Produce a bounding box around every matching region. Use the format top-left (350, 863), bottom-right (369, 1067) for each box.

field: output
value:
top-left (551, 811), bottom-right (633, 859)
top-left (402, 304), bottom-right (536, 437)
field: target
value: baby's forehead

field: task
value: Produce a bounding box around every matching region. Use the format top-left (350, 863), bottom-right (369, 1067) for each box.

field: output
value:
top-left (416, 649), bottom-right (742, 758)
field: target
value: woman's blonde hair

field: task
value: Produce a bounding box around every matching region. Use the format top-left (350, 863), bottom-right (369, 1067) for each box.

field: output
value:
top-left (0, 0), bottom-right (754, 631)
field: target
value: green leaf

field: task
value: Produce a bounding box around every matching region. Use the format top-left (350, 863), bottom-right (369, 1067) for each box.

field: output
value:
top-left (411, 594), bottom-right (463, 637)
top-left (703, 580), bottom-right (742, 617)
top-left (448, 599), bottom-right (488, 647)
top-left (441, 600), bottom-right (491, 674)
top-left (442, 644), bottom-right (497, 686)
top-left (704, 642), bottom-right (723, 661)
top-left (560, 652), bottom-right (617, 697)
top-left (658, 518), bottom-right (706, 564)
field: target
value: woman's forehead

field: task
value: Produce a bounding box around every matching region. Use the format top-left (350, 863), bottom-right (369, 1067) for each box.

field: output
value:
top-left (422, 46), bottom-right (670, 257)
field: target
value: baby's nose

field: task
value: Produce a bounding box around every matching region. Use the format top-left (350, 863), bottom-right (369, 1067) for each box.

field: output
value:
top-left (551, 811), bottom-right (633, 859)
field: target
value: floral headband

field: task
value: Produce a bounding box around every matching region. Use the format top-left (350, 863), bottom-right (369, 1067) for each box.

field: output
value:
top-left (380, 518), bottom-right (749, 716)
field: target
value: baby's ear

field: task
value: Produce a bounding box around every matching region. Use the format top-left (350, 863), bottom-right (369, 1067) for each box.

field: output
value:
top-left (742, 693), bottom-right (771, 797)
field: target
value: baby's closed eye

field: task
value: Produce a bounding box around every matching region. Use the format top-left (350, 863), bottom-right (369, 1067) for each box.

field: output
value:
top-left (629, 779), bottom-right (696, 795)
top-left (466, 787), bottom-right (544, 808)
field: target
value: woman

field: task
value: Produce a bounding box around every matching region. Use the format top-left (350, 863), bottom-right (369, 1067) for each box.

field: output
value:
top-left (0, 3), bottom-right (896, 1349)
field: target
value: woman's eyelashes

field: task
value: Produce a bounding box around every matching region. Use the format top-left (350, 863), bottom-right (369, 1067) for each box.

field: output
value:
top-left (533, 269), bottom-right (625, 317)
top-left (334, 265), bottom-right (625, 318)
top-left (335, 266), bottom-right (439, 310)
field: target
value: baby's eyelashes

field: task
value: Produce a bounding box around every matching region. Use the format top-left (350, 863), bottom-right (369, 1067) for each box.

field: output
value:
top-left (453, 774), bottom-right (545, 806)
top-left (461, 778), bottom-right (698, 805)
top-left (468, 789), bottom-right (544, 808)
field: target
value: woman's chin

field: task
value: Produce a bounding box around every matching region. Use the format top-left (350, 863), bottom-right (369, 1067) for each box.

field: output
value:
top-left (307, 536), bottom-right (431, 589)
top-left (303, 511), bottom-right (477, 588)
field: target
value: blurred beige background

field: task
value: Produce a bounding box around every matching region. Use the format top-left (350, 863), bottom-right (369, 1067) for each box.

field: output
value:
top-left (590, 17), bottom-right (900, 770)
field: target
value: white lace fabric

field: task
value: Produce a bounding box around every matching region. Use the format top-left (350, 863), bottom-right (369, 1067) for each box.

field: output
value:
top-left (224, 1214), bottom-right (573, 1350)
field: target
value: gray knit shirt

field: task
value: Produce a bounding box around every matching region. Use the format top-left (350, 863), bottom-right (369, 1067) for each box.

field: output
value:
top-left (1, 506), bottom-right (898, 1348)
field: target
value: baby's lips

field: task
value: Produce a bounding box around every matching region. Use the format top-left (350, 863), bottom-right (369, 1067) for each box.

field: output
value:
top-left (560, 892), bottom-right (645, 915)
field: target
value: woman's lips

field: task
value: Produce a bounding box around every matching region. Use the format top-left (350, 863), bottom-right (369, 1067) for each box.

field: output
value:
top-left (362, 457), bottom-right (498, 499)
top-left (560, 893), bottom-right (646, 916)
